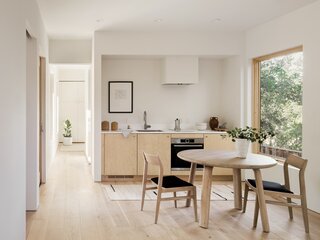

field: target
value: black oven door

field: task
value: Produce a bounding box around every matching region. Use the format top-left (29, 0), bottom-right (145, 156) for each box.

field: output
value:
top-left (171, 143), bottom-right (204, 170)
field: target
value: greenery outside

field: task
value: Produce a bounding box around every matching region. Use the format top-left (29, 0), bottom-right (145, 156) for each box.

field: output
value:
top-left (260, 51), bottom-right (303, 152)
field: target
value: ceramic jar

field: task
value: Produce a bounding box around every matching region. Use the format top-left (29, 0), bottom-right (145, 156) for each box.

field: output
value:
top-left (101, 121), bottom-right (109, 131)
top-left (111, 121), bottom-right (118, 131)
top-left (209, 117), bottom-right (219, 130)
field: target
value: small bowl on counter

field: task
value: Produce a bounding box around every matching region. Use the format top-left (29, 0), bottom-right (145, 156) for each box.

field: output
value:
top-left (195, 123), bottom-right (207, 131)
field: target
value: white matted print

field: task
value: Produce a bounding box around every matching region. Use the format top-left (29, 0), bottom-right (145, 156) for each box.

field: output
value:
top-left (108, 81), bottom-right (133, 113)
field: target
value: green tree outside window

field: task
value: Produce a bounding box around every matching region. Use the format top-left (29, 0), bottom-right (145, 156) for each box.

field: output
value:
top-left (260, 52), bottom-right (303, 152)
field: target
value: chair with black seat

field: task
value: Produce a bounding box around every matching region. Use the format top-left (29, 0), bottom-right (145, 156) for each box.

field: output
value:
top-left (141, 152), bottom-right (198, 224)
top-left (242, 154), bottom-right (309, 233)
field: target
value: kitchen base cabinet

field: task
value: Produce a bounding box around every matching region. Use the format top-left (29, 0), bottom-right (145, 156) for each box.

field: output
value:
top-left (101, 132), bottom-right (235, 179)
top-left (104, 133), bottom-right (137, 175)
top-left (137, 134), bottom-right (171, 175)
top-left (204, 134), bottom-right (235, 175)
top-left (101, 134), bottom-right (105, 175)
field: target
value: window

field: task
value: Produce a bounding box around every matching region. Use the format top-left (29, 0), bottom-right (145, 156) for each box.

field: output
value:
top-left (253, 47), bottom-right (303, 159)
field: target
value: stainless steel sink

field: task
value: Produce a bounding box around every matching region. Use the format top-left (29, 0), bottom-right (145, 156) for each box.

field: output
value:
top-left (136, 129), bottom-right (163, 132)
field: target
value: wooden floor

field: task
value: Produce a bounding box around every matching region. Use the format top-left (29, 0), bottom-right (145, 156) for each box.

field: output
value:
top-left (26, 149), bottom-right (320, 240)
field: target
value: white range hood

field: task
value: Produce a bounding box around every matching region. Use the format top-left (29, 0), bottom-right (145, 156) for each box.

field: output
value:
top-left (161, 56), bottom-right (199, 85)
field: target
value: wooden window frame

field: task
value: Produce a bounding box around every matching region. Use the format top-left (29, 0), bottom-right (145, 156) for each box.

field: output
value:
top-left (252, 46), bottom-right (303, 155)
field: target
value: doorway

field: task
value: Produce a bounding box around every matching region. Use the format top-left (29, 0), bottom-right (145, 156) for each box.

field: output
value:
top-left (50, 64), bottom-right (92, 160)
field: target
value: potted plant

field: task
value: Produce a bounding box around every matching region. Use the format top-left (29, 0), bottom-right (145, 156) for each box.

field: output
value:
top-left (63, 119), bottom-right (72, 146)
top-left (224, 126), bottom-right (274, 158)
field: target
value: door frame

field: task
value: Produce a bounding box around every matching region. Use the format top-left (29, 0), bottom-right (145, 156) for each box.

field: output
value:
top-left (39, 56), bottom-right (46, 184)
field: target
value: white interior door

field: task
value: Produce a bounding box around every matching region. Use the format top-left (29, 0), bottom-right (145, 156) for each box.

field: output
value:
top-left (59, 81), bottom-right (85, 142)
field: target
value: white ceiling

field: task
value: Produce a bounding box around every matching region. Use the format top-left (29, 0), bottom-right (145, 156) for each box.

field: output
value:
top-left (37, 0), bottom-right (317, 39)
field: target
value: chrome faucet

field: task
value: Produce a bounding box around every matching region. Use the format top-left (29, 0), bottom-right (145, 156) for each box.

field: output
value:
top-left (143, 111), bottom-right (151, 130)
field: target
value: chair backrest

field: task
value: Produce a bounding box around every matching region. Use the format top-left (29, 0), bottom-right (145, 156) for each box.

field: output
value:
top-left (286, 154), bottom-right (308, 170)
top-left (143, 152), bottom-right (164, 178)
top-left (283, 154), bottom-right (308, 194)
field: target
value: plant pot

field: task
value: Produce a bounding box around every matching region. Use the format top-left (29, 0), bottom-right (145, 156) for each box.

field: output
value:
top-left (63, 137), bottom-right (72, 146)
top-left (235, 139), bottom-right (250, 158)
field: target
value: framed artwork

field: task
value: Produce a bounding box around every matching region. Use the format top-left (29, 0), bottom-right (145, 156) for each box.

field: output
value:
top-left (108, 81), bottom-right (133, 113)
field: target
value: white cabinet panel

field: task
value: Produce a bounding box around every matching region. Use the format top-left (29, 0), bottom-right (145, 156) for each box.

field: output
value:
top-left (162, 56), bottom-right (199, 84)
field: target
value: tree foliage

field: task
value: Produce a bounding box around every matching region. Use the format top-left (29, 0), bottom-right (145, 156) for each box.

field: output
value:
top-left (260, 52), bottom-right (303, 151)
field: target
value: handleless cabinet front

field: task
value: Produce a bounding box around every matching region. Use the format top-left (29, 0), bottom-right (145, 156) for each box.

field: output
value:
top-left (137, 134), bottom-right (171, 175)
top-left (204, 134), bottom-right (235, 175)
top-left (204, 134), bottom-right (235, 151)
top-left (104, 133), bottom-right (137, 175)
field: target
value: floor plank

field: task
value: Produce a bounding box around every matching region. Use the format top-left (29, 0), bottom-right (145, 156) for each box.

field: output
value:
top-left (27, 148), bottom-right (320, 240)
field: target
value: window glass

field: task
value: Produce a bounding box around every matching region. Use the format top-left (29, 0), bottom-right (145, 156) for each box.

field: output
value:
top-left (259, 51), bottom-right (303, 158)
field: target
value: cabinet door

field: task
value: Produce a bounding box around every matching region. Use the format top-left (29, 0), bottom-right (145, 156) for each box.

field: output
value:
top-left (138, 134), bottom-right (171, 175)
top-left (204, 134), bottom-right (235, 175)
top-left (104, 133), bottom-right (137, 175)
top-left (101, 134), bottom-right (105, 175)
top-left (204, 134), bottom-right (235, 151)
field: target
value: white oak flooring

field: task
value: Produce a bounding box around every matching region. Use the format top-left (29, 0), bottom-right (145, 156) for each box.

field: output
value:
top-left (26, 149), bottom-right (320, 240)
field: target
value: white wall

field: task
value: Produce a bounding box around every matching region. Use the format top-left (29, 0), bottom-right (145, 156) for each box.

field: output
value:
top-left (245, 1), bottom-right (320, 213)
top-left (59, 81), bottom-right (86, 142)
top-left (0, 0), bottom-right (48, 238)
top-left (85, 69), bottom-right (93, 163)
top-left (49, 39), bottom-right (92, 64)
top-left (25, 0), bottom-right (50, 186)
top-left (0, 1), bottom-right (26, 238)
top-left (93, 31), bottom-right (244, 181)
top-left (220, 56), bottom-right (243, 128)
top-left (47, 71), bottom-right (59, 162)
top-left (26, 35), bottom-right (39, 210)
top-left (101, 57), bottom-right (224, 129)
top-left (25, 0), bottom-right (49, 210)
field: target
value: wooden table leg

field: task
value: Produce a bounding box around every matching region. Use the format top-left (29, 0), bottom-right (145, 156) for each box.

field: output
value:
top-left (200, 166), bottom-right (213, 228)
top-left (233, 168), bottom-right (242, 210)
top-left (253, 169), bottom-right (270, 233)
top-left (186, 162), bottom-right (197, 207)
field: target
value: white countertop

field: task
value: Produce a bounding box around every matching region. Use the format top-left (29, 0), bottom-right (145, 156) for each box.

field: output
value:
top-left (101, 129), bottom-right (226, 134)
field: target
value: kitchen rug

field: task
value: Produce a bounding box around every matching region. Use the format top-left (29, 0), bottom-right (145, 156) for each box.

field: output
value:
top-left (102, 182), bottom-right (256, 201)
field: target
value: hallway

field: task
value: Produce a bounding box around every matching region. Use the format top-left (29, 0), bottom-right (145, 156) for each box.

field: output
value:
top-left (26, 147), bottom-right (320, 240)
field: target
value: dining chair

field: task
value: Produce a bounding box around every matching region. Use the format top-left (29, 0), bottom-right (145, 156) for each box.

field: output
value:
top-left (242, 154), bottom-right (309, 233)
top-left (141, 152), bottom-right (198, 224)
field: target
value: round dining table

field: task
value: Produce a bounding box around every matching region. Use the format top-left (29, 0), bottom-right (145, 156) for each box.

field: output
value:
top-left (177, 150), bottom-right (277, 232)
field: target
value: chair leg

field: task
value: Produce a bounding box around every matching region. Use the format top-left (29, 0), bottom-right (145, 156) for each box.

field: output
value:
top-left (155, 190), bottom-right (161, 224)
top-left (141, 183), bottom-right (146, 211)
top-left (253, 196), bottom-right (259, 228)
top-left (174, 192), bottom-right (177, 208)
top-left (243, 184), bottom-right (249, 213)
top-left (301, 196), bottom-right (309, 233)
top-left (192, 186), bottom-right (198, 222)
top-left (286, 197), bottom-right (293, 219)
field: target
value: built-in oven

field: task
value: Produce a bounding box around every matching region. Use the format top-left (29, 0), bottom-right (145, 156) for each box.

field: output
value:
top-left (171, 138), bottom-right (204, 170)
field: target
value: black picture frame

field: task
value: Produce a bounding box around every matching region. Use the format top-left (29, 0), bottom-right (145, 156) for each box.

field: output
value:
top-left (108, 81), bottom-right (133, 113)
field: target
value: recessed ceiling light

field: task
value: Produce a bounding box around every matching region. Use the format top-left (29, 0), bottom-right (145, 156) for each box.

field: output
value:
top-left (212, 18), bottom-right (222, 22)
top-left (153, 18), bottom-right (163, 23)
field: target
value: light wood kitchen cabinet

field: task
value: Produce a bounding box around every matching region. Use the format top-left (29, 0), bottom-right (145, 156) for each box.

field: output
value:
top-left (204, 134), bottom-right (235, 151)
top-left (137, 134), bottom-right (171, 175)
top-left (101, 134), bottom-right (105, 175)
top-left (204, 134), bottom-right (235, 175)
top-left (104, 133), bottom-right (137, 175)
